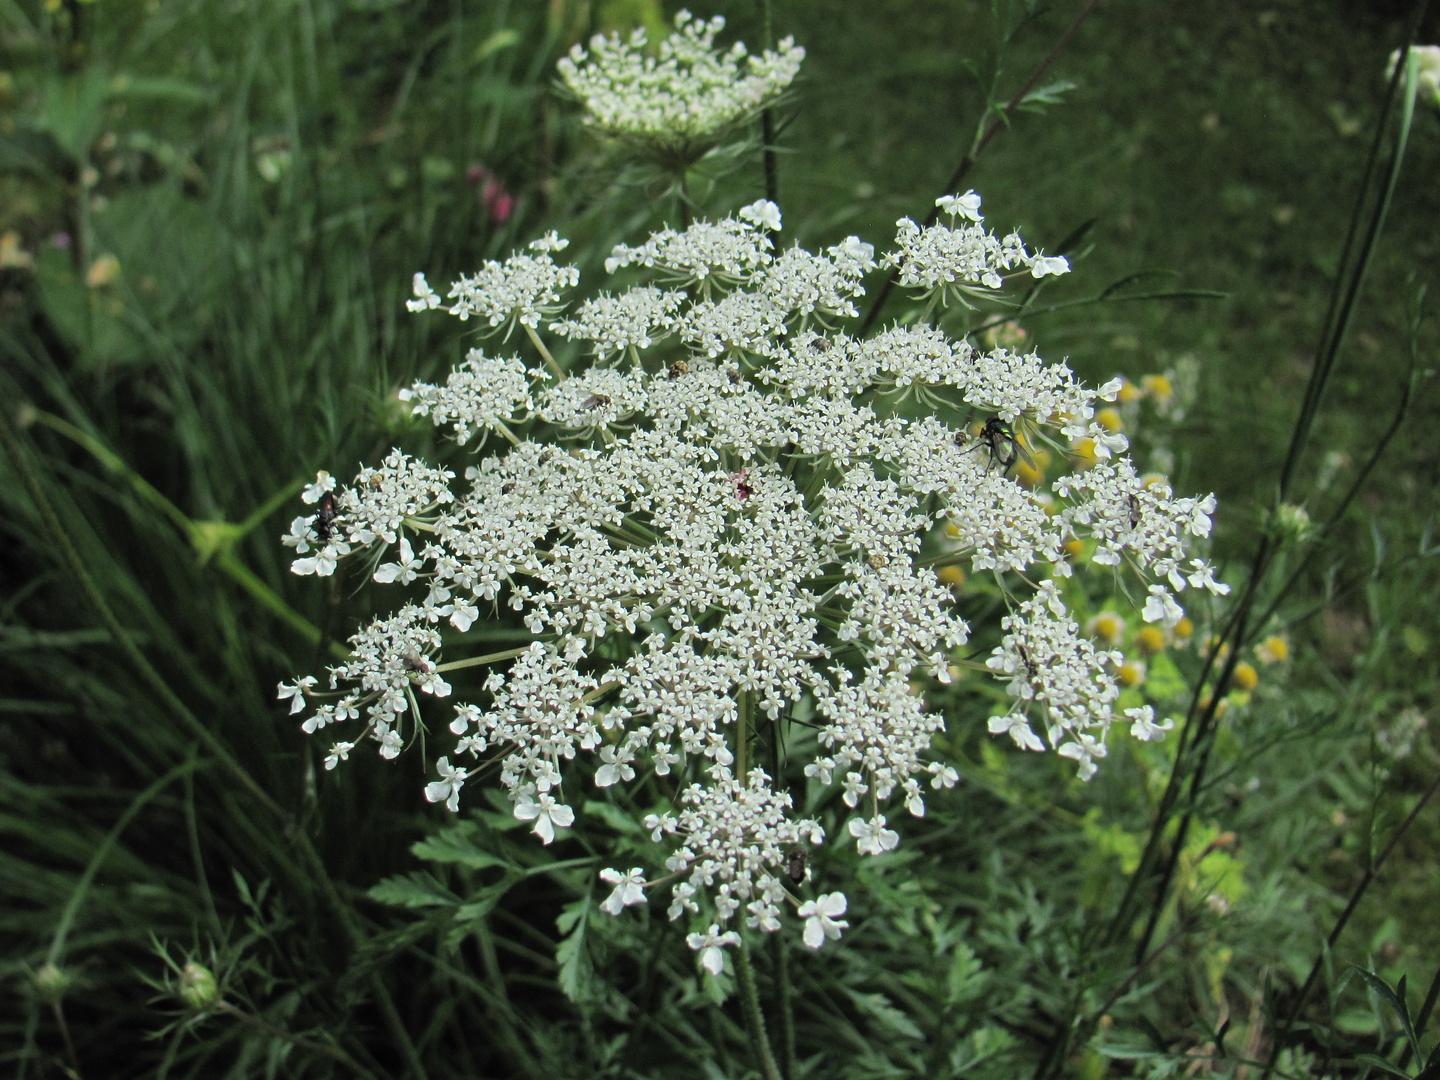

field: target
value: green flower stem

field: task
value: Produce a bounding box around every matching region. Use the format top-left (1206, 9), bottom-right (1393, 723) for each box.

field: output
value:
top-left (492, 419), bottom-right (524, 448)
top-left (735, 936), bottom-right (783, 1080)
top-left (523, 323), bottom-right (565, 381)
top-left (435, 646), bottom-right (531, 673)
top-left (767, 711), bottom-right (798, 1080)
top-left (737, 689), bottom-right (753, 782)
top-left (217, 551), bottom-right (347, 660)
top-left (26, 409), bottom-right (344, 658)
top-left (215, 1001), bottom-right (381, 1080)
top-left (760, 0), bottom-right (778, 206)
top-left (0, 411), bottom-right (430, 1080)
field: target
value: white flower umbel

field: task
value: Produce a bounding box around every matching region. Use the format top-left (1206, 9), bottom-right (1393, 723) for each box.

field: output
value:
top-left (557, 10), bottom-right (804, 157)
top-left (280, 195), bottom-right (1222, 961)
top-left (885, 191), bottom-right (1069, 311)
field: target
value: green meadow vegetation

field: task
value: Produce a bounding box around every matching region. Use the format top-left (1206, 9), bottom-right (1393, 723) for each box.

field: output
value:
top-left (2, 1), bottom-right (1438, 1077)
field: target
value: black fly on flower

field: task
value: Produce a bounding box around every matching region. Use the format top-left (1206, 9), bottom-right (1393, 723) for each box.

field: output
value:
top-left (957, 417), bottom-right (1034, 475)
top-left (313, 491), bottom-right (338, 542)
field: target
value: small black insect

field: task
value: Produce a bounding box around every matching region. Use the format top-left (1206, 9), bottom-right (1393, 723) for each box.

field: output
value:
top-left (1127, 494), bottom-right (1143, 530)
top-left (1016, 643), bottom-right (1039, 680)
top-left (501, 481), bottom-right (517, 495)
top-left (401, 653), bottom-right (435, 675)
top-left (727, 367), bottom-right (742, 385)
top-left (582, 393), bottom-right (612, 411)
top-left (668, 360), bottom-right (689, 380)
top-left (313, 491), bottom-right (338, 542)
top-left (959, 417), bottom-right (1033, 474)
top-left (786, 847), bottom-right (807, 884)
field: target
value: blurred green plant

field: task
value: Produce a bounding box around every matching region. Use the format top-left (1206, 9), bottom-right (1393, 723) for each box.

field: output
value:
top-left (2, 1), bottom-right (1438, 1078)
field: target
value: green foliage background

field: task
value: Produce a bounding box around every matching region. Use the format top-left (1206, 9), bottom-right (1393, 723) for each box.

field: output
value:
top-left (1, 0), bottom-right (1437, 1077)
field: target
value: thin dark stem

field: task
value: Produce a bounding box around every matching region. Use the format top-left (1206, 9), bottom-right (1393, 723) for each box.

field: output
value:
top-left (1244, 355), bottom-right (1420, 640)
top-left (217, 1002), bottom-right (380, 1079)
top-left (1396, 964), bottom-right (1440, 1071)
top-left (858, 0), bottom-right (1103, 335)
top-left (1277, 8), bottom-right (1424, 500)
top-left (1257, 768), bottom-right (1440, 1080)
top-left (761, 0), bottom-right (779, 205)
top-left (48, 1002), bottom-right (81, 1080)
top-left (1117, 0), bottom-right (1426, 968)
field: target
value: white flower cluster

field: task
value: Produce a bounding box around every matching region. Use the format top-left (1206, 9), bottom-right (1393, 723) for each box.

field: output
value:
top-left (885, 193), bottom-right (1071, 307)
top-left (278, 195), bottom-right (1224, 970)
top-left (407, 233), bottom-right (578, 337)
top-left (557, 10), bottom-right (804, 148)
top-left (1387, 45), bottom-right (1440, 109)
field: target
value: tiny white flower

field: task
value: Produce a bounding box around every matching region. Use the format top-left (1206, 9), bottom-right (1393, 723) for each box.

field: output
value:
top-left (1030, 254), bottom-right (1070, 278)
top-left (1097, 377), bottom-right (1124, 401)
top-left (425, 756), bottom-right (468, 812)
top-left (685, 924), bottom-right (741, 975)
top-left (373, 537), bottom-right (422, 584)
top-left (324, 741), bottom-right (354, 771)
top-left (1186, 560), bottom-right (1230, 595)
top-left (301, 471), bottom-right (336, 504)
top-left (406, 272), bottom-right (442, 313)
top-left (276, 676), bottom-right (316, 715)
top-left (739, 199), bottom-right (782, 231)
top-left (797, 892), bottom-right (850, 948)
top-left (848, 815), bottom-right (899, 856)
top-left (1141, 585), bottom-right (1185, 627)
top-left (529, 231), bottom-right (570, 252)
top-left (1057, 733), bottom-right (1107, 780)
top-left (599, 867), bottom-right (648, 915)
top-left (377, 727), bottom-right (403, 760)
top-left (282, 516), bottom-right (315, 554)
top-left (935, 190), bottom-right (983, 221)
top-left (988, 713), bottom-right (1046, 752)
top-left (513, 789), bottom-right (575, 844)
top-left (1126, 706), bottom-right (1175, 743)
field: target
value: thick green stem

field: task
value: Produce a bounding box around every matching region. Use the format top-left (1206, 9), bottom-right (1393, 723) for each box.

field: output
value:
top-left (522, 323), bottom-right (564, 381)
top-left (735, 937), bottom-right (782, 1080)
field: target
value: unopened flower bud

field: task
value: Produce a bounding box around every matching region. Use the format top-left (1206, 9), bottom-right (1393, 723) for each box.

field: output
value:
top-left (179, 961), bottom-right (220, 1010)
top-left (34, 963), bottom-right (71, 1006)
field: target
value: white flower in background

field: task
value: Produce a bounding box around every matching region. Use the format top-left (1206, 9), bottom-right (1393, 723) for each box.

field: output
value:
top-left (424, 756), bottom-right (468, 812)
top-left (280, 191), bottom-right (1223, 959)
top-left (276, 676), bottom-right (315, 714)
top-left (599, 867), bottom-right (649, 915)
top-left (798, 892), bottom-right (850, 949)
top-left (1127, 706), bottom-right (1176, 743)
top-left (557, 10), bottom-right (804, 150)
top-left (1387, 44), bottom-right (1440, 109)
top-left (513, 786), bottom-right (576, 844)
top-left (885, 191), bottom-right (1067, 305)
top-left (399, 350), bottom-right (532, 446)
top-left (436, 236), bottom-right (578, 336)
top-left (685, 924), bottom-right (742, 975)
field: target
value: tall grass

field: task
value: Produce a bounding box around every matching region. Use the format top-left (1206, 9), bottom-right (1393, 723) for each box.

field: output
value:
top-left (2, 1), bottom-right (1438, 1077)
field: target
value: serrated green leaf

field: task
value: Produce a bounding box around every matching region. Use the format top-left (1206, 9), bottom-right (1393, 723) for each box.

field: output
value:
top-left (582, 799), bottom-right (642, 834)
top-left (555, 896), bottom-right (593, 1002)
top-left (367, 872), bottom-right (458, 909)
top-left (411, 825), bottom-right (508, 871)
top-left (845, 989), bottom-right (923, 1040)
